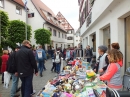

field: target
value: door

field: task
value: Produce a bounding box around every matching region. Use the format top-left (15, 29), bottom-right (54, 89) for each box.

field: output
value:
top-left (126, 16), bottom-right (130, 69)
top-left (103, 26), bottom-right (111, 50)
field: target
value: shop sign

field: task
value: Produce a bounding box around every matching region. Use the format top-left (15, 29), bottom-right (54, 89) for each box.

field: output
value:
top-left (28, 13), bottom-right (34, 18)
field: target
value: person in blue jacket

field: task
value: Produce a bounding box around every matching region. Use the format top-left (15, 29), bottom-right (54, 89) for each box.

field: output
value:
top-left (36, 45), bottom-right (47, 77)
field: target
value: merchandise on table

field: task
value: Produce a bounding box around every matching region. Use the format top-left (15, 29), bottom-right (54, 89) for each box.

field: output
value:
top-left (36, 63), bottom-right (107, 97)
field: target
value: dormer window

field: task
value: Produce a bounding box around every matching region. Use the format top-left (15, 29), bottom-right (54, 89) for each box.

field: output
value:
top-left (16, 6), bottom-right (22, 15)
top-left (54, 17), bottom-right (57, 20)
top-left (47, 12), bottom-right (52, 16)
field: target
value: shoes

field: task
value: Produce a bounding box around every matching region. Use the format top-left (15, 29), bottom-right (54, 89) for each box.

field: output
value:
top-left (2, 81), bottom-right (4, 84)
top-left (16, 87), bottom-right (21, 93)
top-left (31, 90), bottom-right (36, 96)
top-left (14, 94), bottom-right (20, 97)
top-left (40, 73), bottom-right (43, 77)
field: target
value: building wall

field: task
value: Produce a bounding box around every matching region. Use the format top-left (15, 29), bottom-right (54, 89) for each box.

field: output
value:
top-left (74, 32), bottom-right (80, 47)
top-left (0, 0), bottom-right (26, 22)
top-left (27, 1), bottom-right (68, 50)
top-left (80, 0), bottom-right (130, 74)
top-left (44, 24), bottom-right (67, 50)
top-left (27, 0), bottom-right (46, 46)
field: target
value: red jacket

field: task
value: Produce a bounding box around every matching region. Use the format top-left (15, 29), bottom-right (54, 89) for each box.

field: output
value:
top-left (1, 54), bottom-right (9, 73)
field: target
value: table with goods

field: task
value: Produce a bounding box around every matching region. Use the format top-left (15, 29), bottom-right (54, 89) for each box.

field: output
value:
top-left (36, 61), bottom-right (107, 97)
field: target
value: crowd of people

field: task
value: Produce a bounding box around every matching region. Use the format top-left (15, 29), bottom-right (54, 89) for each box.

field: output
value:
top-left (0, 41), bottom-right (124, 97)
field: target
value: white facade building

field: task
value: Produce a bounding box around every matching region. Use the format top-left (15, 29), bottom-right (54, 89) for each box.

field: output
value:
top-left (78, 0), bottom-right (130, 74)
top-left (74, 28), bottom-right (81, 47)
top-left (27, 0), bottom-right (68, 50)
top-left (0, 0), bottom-right (68, 50)
top-left (56, 12), bottom-right (74, 48)
top-left (0, 0), bottom-right (26, 22)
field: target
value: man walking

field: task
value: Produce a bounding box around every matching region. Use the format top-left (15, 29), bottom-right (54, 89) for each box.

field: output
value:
top-left (15, 40), bottom-right (38, 97)
top-left (86, 45), bottom-right (93, 63)
top-left (7, 46), bottom-right (21, 97)
top-left (36, 45), bottom-right (46, 77)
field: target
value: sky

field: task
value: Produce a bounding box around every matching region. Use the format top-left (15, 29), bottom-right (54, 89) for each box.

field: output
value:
top-left (41, 0), bottom-right (79, 30)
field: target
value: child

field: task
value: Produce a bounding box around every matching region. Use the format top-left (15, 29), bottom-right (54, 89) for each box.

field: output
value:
top-left (99, 49), bottom-right (123, 90)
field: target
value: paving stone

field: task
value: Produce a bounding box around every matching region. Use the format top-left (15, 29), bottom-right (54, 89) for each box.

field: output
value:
top-left (0, 59), bottom-right (65, 97)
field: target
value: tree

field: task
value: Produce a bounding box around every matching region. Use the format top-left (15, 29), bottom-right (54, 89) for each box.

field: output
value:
top-left (34, 28), bottom-right (51, 47)
top-left (8, 20), bottom-right (32, 49)
top-left (0, 10), bottom-right (9, 47)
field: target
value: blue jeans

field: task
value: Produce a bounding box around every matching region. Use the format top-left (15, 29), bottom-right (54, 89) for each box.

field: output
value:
top-left (38, 61), bottom-right (46, 75)
top-left (10, 74), bottom-right (19, 97)
top-left (20, 74), bottom-right (33, 97)
top-left (87, 58), bottom-right (91, 63)
top-left (56, 63), bottom-right (61, 73)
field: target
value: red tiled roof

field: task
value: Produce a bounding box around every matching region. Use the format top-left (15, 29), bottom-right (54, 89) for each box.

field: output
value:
top-left (56, 12), bottom-right (74, 31)
top-left (31, 0), bottom-right (66, 32)
top-left (13, 0), bottom-right (24, 7)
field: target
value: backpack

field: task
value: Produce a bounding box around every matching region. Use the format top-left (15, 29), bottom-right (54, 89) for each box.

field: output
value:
top-left (55, 53), bottom-right (60, 63)
top-left (7, 52), bottom-right (16, 73)
top-left (37, 50), bottom-right (43, 60)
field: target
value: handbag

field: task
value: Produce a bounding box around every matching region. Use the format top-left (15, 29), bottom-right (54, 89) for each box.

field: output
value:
top-left (3, 71), bottom-right (11, 89)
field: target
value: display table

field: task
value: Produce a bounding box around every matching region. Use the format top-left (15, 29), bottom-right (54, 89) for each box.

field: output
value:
top-left (36, 61), bottom-right (107, 97)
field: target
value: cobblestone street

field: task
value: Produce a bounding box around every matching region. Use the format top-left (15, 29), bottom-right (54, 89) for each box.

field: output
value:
top-left (0, 59), bottom-right (61, 97)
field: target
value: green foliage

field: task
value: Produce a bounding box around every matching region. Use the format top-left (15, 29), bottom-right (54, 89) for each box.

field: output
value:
top-left (8, 20), bottom-right (32, 49)
top-left (34, 28), bottom-right (51, 46)
top-left (0, 10), bottom-right (9, 47)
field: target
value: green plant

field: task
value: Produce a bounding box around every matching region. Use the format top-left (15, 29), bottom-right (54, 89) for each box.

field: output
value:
top-left (34, 28), bottom-right (51, 47)
top-left (0, 10), bottom-right (9, 47)
top-left (8, 20), bottom-right (32, 49)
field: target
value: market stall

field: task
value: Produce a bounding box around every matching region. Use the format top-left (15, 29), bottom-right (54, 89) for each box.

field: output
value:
top-left (36, 61), bottom-right (107, 97)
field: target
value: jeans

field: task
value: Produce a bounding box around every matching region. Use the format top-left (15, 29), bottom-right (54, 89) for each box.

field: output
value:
top-left (2, 73), bottom-right (4, 82)
top-left (56, 63), bottom-right (61, 73)
top-left (51, 62), bottom-right (56, 71)
top-left (38, 61), bottom-right (46, 75)
top-left (87, 58), bottom-right (91, 63)
top-left (20, 74), bottom-right (33, 97)
top-left (10, 74), bottom-right (19, 97)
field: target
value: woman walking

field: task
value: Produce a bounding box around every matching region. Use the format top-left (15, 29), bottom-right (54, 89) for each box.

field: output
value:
top-left (1, 50), bottom-right (9, 83)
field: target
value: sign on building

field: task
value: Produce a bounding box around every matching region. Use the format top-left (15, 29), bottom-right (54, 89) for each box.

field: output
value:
top-left (28, 13), bottom-right (34, 18)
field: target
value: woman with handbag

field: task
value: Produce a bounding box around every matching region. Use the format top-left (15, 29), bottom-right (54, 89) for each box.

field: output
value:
top-left (1, 50), bottom-right (9, 83)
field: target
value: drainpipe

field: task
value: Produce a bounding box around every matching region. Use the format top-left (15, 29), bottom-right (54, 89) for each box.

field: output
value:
top-left (43, 22), bottom-right (46, 50)
top-left (43, 22), bottom-right (46, 28)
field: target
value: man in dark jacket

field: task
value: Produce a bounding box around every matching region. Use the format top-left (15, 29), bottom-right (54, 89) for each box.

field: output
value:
top-left (7, 46), bottom-right (21, 97)
top-left (15, 40), bottom-right (38, 97)
top-left (86, 45), bottom-right (93, 63)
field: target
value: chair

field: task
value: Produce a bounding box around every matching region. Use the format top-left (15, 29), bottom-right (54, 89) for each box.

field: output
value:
top-left (123, 74), bottom-right (130, 91)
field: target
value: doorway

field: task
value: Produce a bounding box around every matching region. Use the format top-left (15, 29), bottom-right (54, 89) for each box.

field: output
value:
top-left (103, 26), bottom-right (111, 50)
top-left (125, 16), bottom-right (130, 69)
top-left (92, 34), bottom-right (96, 52)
